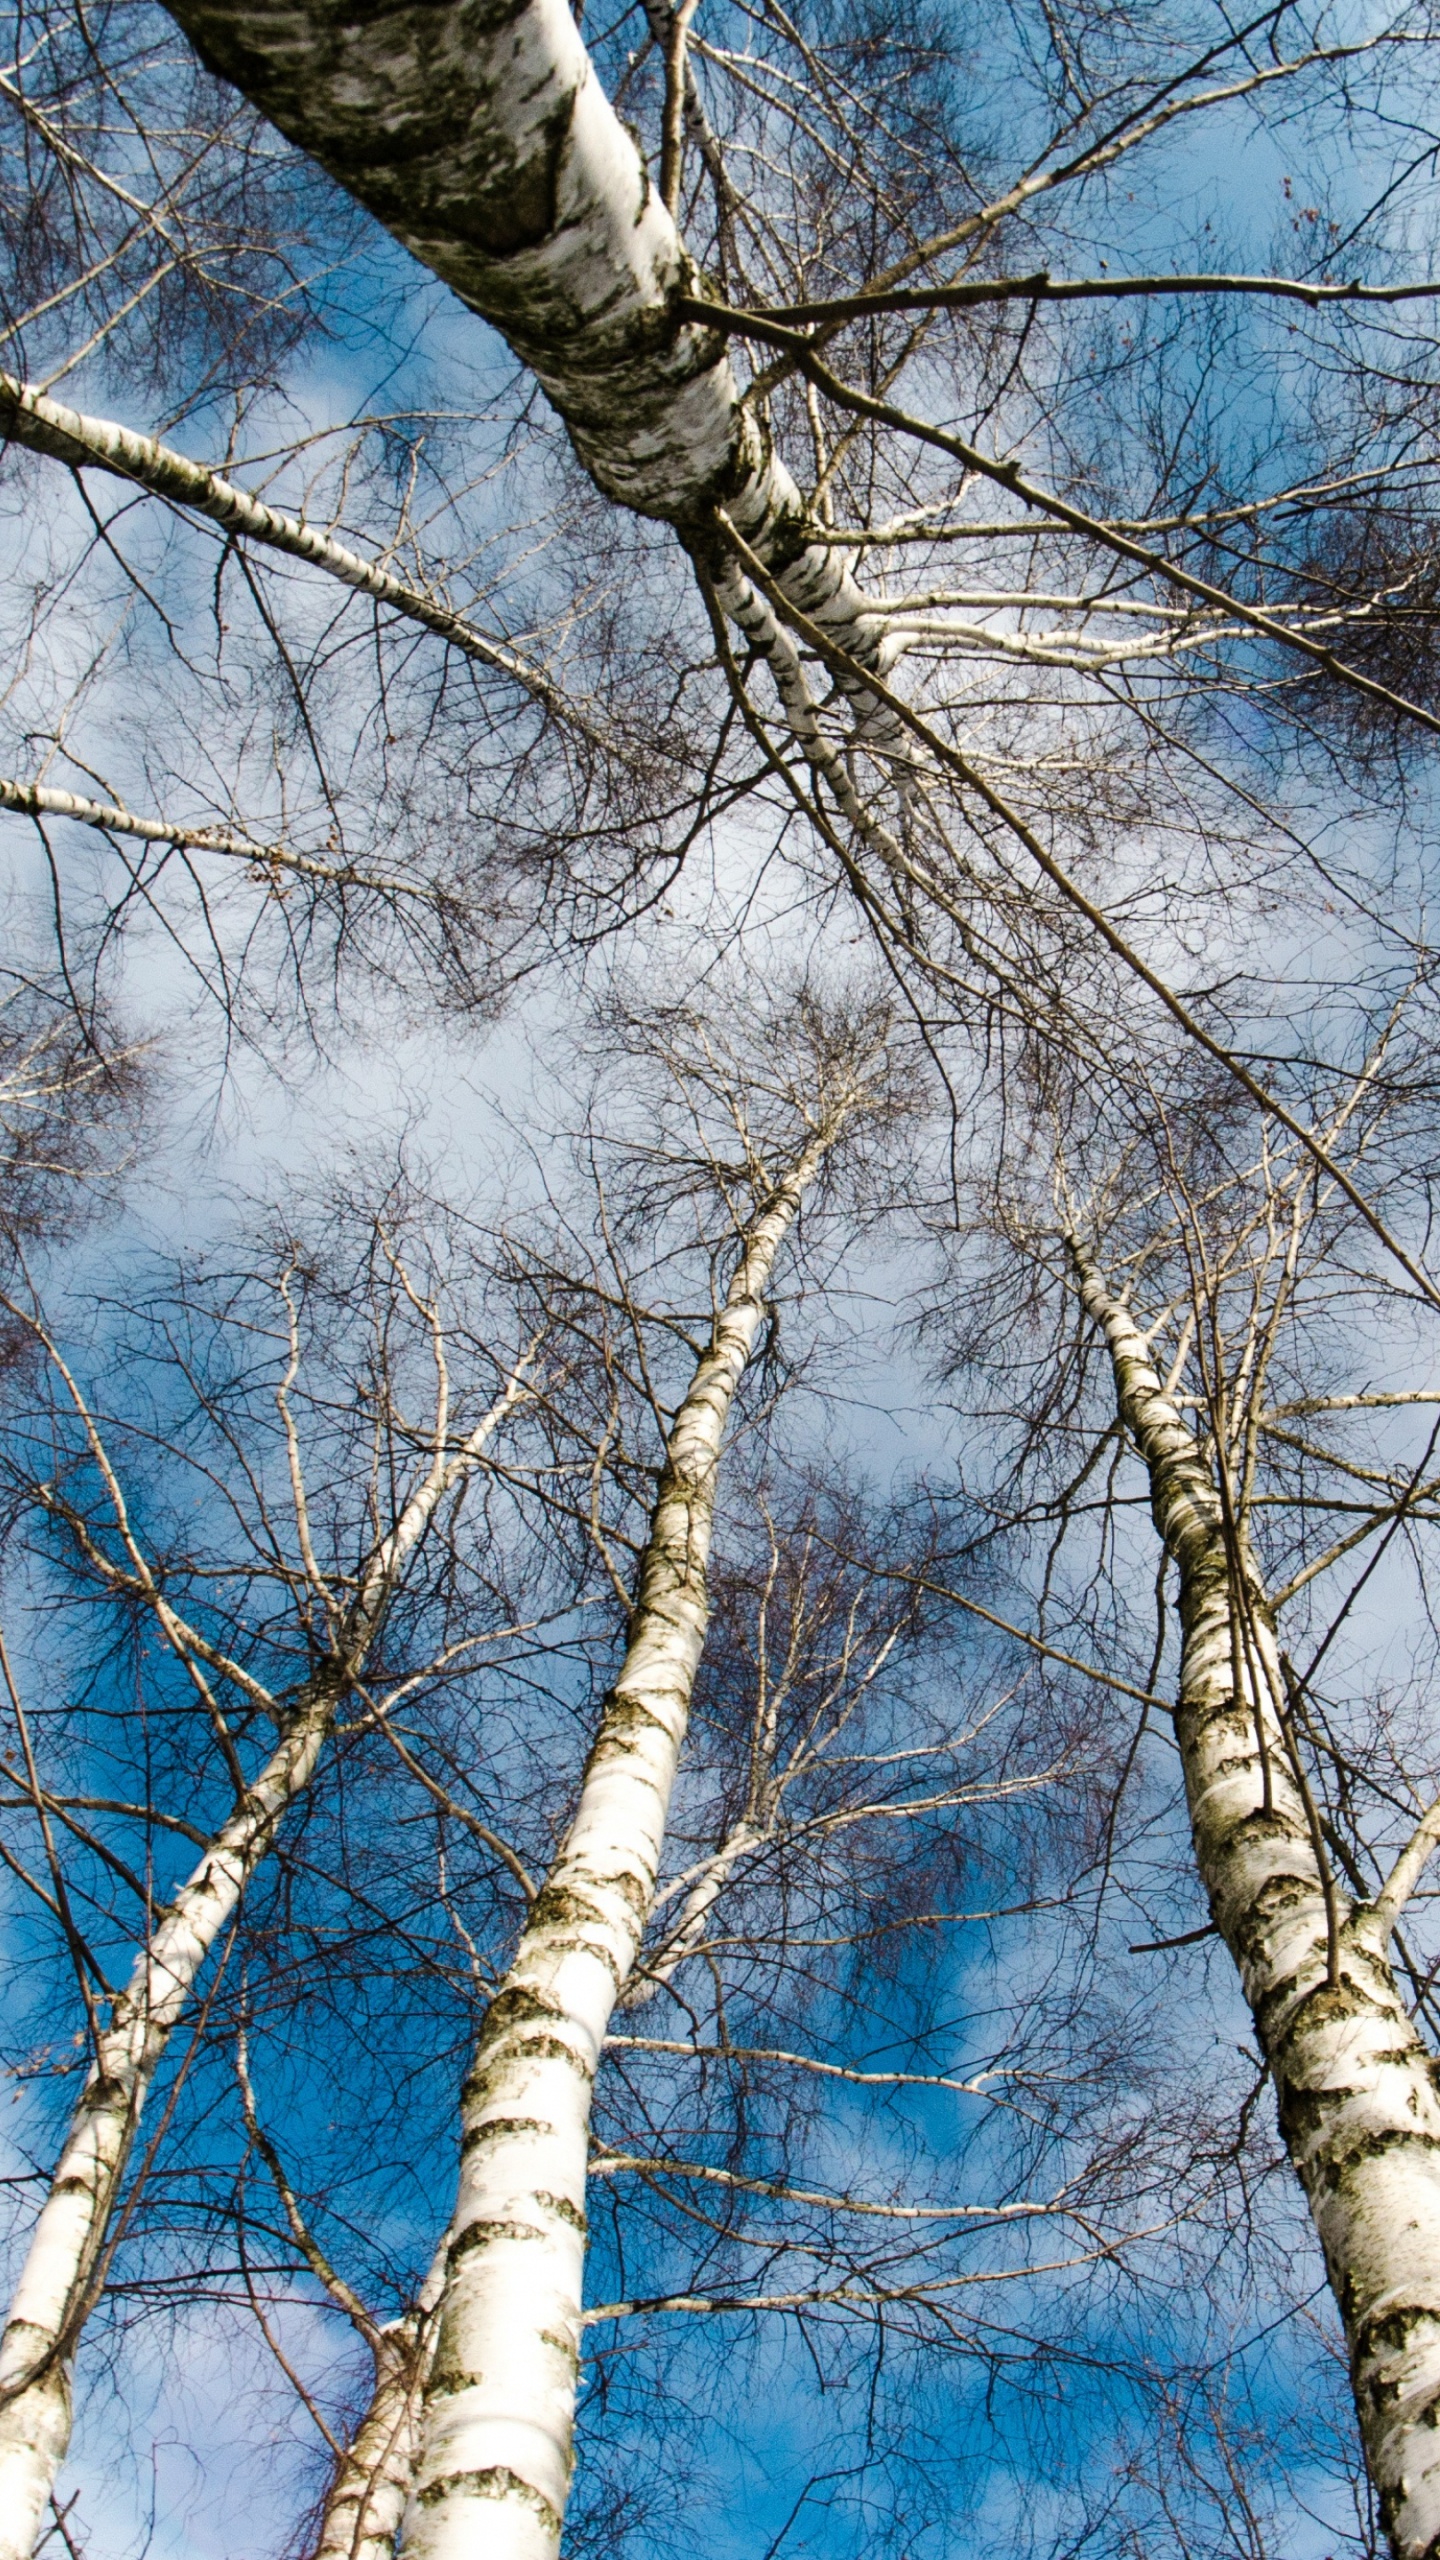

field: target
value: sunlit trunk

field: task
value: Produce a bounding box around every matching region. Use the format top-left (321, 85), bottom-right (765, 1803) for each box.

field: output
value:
top-left (307, 2242), bottom-right (448, 2560)
top-left (1072, 1237), bottom-right (1440, 2560)
top-left (156, 0), bottom-right (895, 711)
top-left (0, 1696), bottom-right (333, 2559)
top-left (404, 1123), bottom-right (847, 2560)
top-left (0, 1374), bottom-right (526, 2559)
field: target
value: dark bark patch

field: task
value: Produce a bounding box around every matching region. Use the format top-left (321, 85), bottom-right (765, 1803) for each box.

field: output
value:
top-left (421, 2360), bottom-right (479, 2399)
top-left (1228, 1873), bottom-right (1324, 1983)
top-left (168, 4), bottom-right (573, 260)
top-left (564, 1857), bottom-right (649, 1920)
top-left (535, 2188), bottom-right (587, 2231)
top-left (417, 2464), bottom-right (562, 2529)
top-left (391, 94), bottom-right (577, 262)
top-left (463, 2031), bottom-right (590, 2107)
top-left (529, 1882), bottom-right (609, 1934)
top-left (475, 1983), bottom-right (563, 2034)
top-left (594, 1692), bottom-right (672, 1746)
top-left (460, 2114), bottom-right (552, 2156)
top-left (1353, 2301), bottom-right (1440, 2376)
top-left (448, 2214), bottom-right (548, 2262)
top-left (1305, 2123), bottom-right (1440, 2198)
top-left (1279, 2078), bottom-right (1362, 2141)
top-left (1271, 1974), bottom-right (1409, 2063)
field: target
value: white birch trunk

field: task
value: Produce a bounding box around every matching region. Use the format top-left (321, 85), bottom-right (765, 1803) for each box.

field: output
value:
top-left (153, 0), bottom-right (895, 694)
top-left (0, 1697), bottom-right (335, 2556)
top-left (1071, 1238), bottom-right (1440, 2560)
top-left (0, 1373), bottom-right (527, 2560)
top-left (402, 1129), bottom-right (845, 2560)
top-left (308, 2243), bottom-right (449, 2560)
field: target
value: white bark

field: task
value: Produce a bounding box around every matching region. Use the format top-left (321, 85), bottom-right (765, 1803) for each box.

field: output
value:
top-left (0, 1369), bottom-right (529, 2560)
top-left (0, 372), bottom-right (565, 722)
top-left (621, 1819), bottom-right (759, 2004)
top-left (153, 0), bottom-right (896, 699)
top-left (308, 2243), bottom-right (449, 2560)
top-left (1071, 1238), bottom-right (1440, 2560)
top-left (403, 1123), bottom-right (850, 2560)
top-left (0, 1702), bottom-right (336, 2555)
top-left (0, 774), bottom-right (434, 895)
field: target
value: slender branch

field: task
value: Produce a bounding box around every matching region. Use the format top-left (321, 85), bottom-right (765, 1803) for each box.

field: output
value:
top-left (587, 2151), bottom-right (1068, 2219)
top-left (713, 511), bottom-right (1440, 1317)
top-left (234, 2031), bottom-right (380, 2345)
top-left (0, 374), bottom-right (586, 735)
top-left (1365, 1803), bottom-right (1440, 1947)
top-left (0, 777), bottom-right (444, 899)
top-left (702, 320), bottom-right (1440, 743)
top-left (723, 270), bottom-right (1440, 328)
top-left (658, 0), bottom-right (700, 217)
top-left (604, 2036), bottom-right (1005, 2097)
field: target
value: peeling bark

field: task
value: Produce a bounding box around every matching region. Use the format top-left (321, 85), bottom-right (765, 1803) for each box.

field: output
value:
top-left (404, 1119), bottom-right (851, 2560)
top-left (1070, 1237), bottom-right (1440, 2560)
top-left (153, 0), bottom-right (896, 701)
top-left (0, 1370), bottom-right (529, 2560)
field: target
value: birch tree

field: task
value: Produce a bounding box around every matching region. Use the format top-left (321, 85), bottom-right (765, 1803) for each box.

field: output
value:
top-left (578, 1457), bottom-right (1233, 2560)
top-left (204, 1369), bottom-right (1266, 2559)
top-left (16, 0), bottom-right (1440, 2538)
top-left (64, 0), bottom-right (1439, 1114)
top-left (399, 1005), bottom-right (881, 2560)
top-left (0, 1195), bottom-right (538, 2556)
top-left (223, 1014), bottom-right (1200, 2560)
top-left (6, 0), bottom-right (1440, 1103)
top-left (916, 1043), bottom-right (1440, 2557)
top-left (0, 0), bottom-right (706, 1041)
top-left (0, 985), bottom-right (988, 2554)
top-left (1064, 1229), bottom-right (1440, 2557)
top-left (236, 1480), bottom-right (1177, 2557)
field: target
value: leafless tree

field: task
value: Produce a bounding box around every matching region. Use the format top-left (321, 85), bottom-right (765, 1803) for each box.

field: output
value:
top-left (0, 1179), bottom-right (542, 2553)
top-left (13, 0), bottom-right (1440, 2546)
top-left (909, 1020), bottom-right (1440, 2555)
